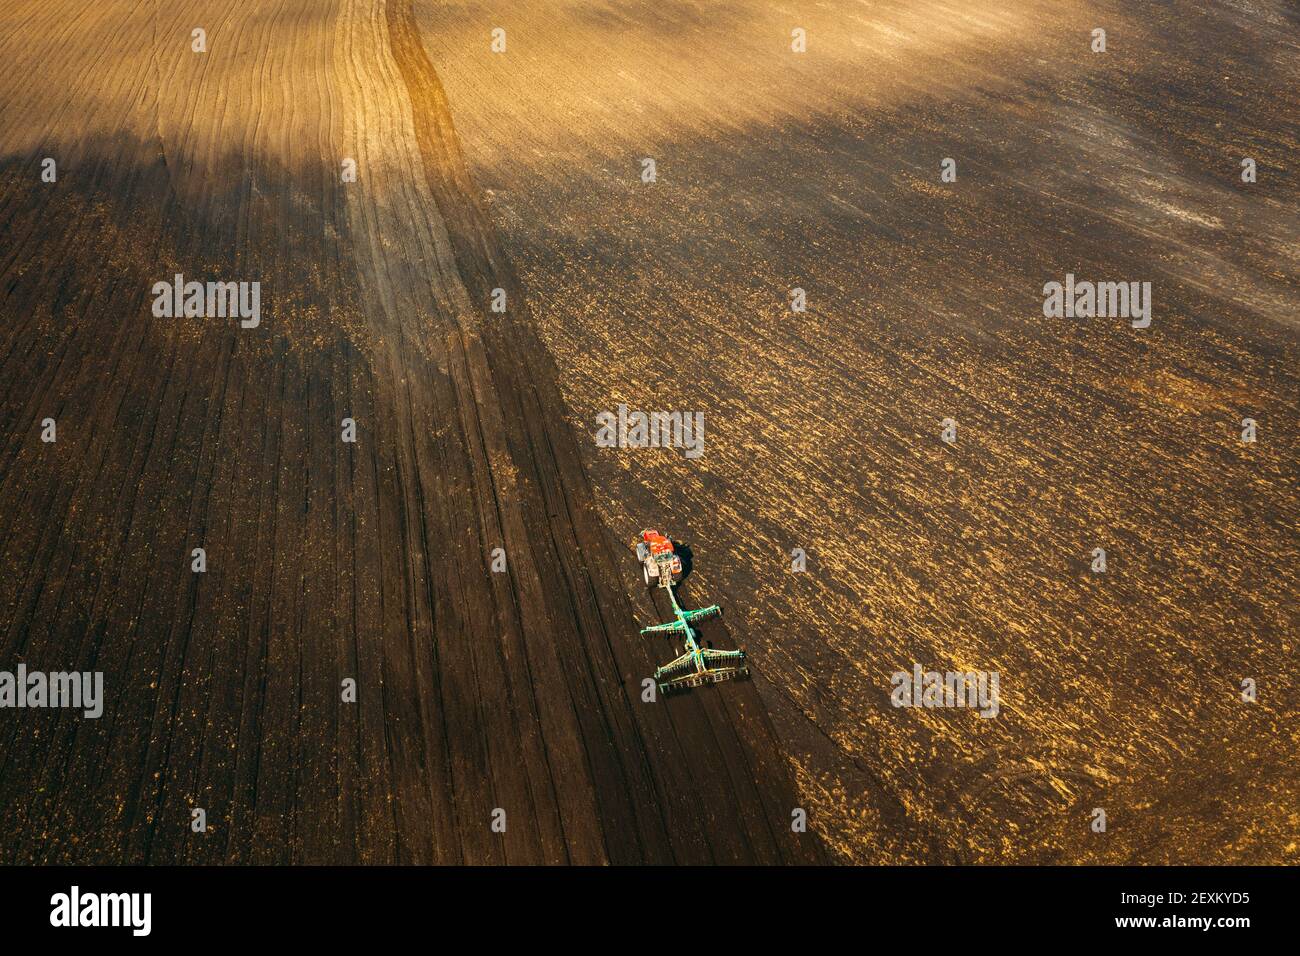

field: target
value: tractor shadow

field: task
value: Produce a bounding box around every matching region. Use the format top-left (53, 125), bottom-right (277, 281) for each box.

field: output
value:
top-left (669, 540), bottom-right (693, 582)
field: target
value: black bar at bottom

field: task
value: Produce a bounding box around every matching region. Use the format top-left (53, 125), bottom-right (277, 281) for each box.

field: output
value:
top-left (0, 865), bottom-right (1286, 942)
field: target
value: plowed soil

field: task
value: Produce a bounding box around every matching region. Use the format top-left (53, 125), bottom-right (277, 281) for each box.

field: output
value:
top-left (416, 0), bottom-right (1299, 863)
top-left (0, 0), bottom-right (821, 864)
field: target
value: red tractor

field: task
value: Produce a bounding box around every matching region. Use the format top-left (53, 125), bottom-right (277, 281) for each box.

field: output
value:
top-left (634, 529), bottom-right (683, 589)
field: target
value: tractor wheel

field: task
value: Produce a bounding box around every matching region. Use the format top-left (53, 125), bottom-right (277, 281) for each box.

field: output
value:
top-left (642, 563), bottom-right (651, 585)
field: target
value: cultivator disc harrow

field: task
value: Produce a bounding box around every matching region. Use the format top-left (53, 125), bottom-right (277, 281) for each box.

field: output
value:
top-left (652, 645), bottom-right (750, 694)
top-left (634, 531), bottom-right (748, 695)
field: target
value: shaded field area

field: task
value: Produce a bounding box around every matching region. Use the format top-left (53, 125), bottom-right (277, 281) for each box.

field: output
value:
top-left (0, 0), bottom-right (820, 864)
top-left (418, 0), bottom-right (1300, 862)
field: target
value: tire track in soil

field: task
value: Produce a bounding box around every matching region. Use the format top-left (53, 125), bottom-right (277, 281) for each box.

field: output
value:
top-left (384, 0), bottom-right (823, 865)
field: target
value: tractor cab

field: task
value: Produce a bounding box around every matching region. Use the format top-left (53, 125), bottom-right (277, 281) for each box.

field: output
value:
top-left (635, 529), bottom-right (683, 588)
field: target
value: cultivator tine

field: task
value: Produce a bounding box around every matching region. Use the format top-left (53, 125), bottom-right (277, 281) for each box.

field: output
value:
top-left (654, 653), bottom-right (697, 683)
top-left (658, 665), bottom-right (750, 695)
top-left (682, 605), bottom-right (723, 626)
top-left (700, 648), bottom-right (746, 666)
top-left (640, 620), bottom-right (687, 638)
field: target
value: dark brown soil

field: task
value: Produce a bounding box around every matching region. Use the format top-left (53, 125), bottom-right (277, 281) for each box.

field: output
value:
top-left (0, 0), bottom-right (823, 864)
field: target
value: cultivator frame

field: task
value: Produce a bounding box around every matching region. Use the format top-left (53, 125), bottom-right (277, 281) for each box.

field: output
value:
top-left (639, 556), bottom-right (748, 695)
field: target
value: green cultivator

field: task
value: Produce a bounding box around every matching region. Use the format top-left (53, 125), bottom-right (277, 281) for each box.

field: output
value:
top-left (635, 529), bottom-right (749, 694)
